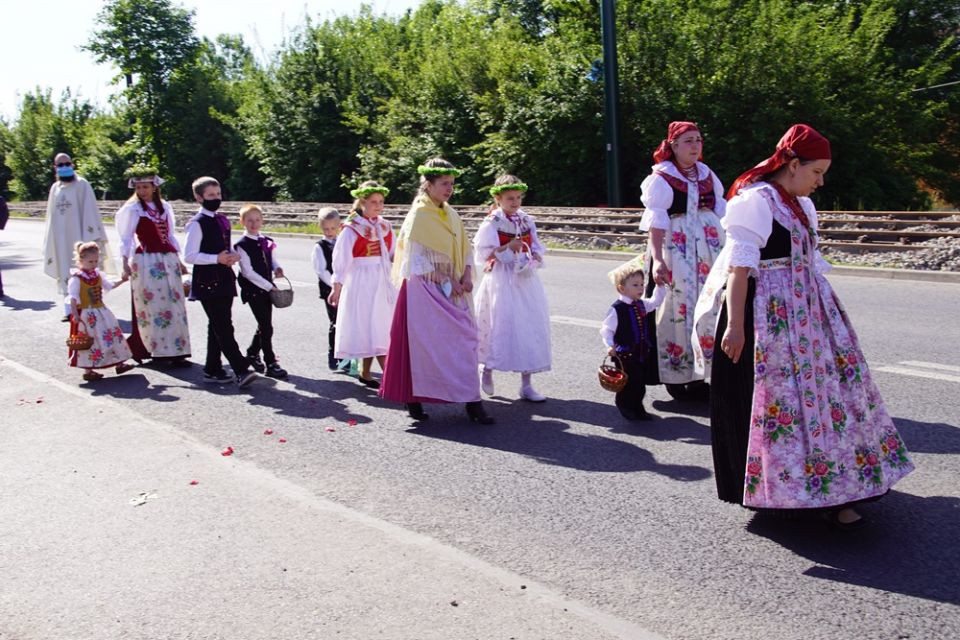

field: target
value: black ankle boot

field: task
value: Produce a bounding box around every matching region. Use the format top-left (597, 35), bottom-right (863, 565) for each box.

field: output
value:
top-left (406, 402), bottom-right (428, 420)
top-left (465, 401), bottom-right (494, 425)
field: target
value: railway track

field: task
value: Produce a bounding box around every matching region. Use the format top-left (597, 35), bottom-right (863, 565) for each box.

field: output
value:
top-left (11, 201), bottom-right (959, 252)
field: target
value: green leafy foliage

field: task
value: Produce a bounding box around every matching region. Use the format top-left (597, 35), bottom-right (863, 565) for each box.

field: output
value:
top-left (4, 0), bottom-right (958, 209)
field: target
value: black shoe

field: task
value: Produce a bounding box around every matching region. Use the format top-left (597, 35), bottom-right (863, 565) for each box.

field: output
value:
top-left (248, 354), bottom-right (266, 373)
top-left (203, 370), bottom-right (231, 383)
top-left (61, 315), bottom-right (71, 322)
top-left (168, 357), bottom-right (192, 368)
top-left (406, 402), bottom-right (429, 421)
top-left (237, 371), bottom-right (259, 388)
top-left (359, 376), bottom-right (380, 389)
top-left (328, 355), bottom-right (340, 371)
top-left (822, 509), bottom-right (867, 532)
top-left (466, 401), bottom-right (494, 425)
top-left (635, 407), bottom-right (653, 421)
top-left (265, 362), bottom-right (288, 379)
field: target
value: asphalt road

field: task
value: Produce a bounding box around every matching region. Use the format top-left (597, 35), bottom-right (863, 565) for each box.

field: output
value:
top-left (2, 218), bottom-right (959, 639)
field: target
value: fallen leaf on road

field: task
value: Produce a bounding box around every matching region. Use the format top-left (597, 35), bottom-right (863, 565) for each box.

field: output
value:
top-left (263, 429), bottom-right (274, 435)
top-left (325, 427), bottom-right (336, 432)
top-left (221, 446), bottom-right (234, 456)
top-left (347, 419), bottom-right (357, 426)
top-left (278, 438), bottom-right (287, 443)
top-left (129, 491), bottom-right (158, 506)
top-left (189, 480), bottom-right (199, 486)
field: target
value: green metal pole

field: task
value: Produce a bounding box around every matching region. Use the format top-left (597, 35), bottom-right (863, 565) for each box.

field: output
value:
top-left (601, 0), bottom-right (622, 206)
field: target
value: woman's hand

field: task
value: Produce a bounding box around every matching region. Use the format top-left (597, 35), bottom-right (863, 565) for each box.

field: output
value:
top-left (328, 288), bottom-right (340, 306)
top-left (652, 259), bottom-right (670, 286)
top-left (721, 324), bottom-right (746, 364)
top-left (460, 275), bottom-right (473, 294)
top-left (179, 262), bottom-right (188, 275)
top-left (122, 260), bottom-right (132, 278)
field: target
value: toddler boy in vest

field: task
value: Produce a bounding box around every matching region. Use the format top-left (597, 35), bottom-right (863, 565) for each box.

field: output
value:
top-left (234, 204), bottom-right (288, 379)
top-left (310, 207), bottom-right (341, 370)
top-left (183, 177), bottom-right (258, 388)
top-left (599, 258), bottom-right (667, 420)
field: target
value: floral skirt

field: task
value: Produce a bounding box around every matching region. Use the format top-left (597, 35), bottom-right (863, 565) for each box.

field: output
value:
top-left (68, 306), bottom-right (132, 369)
top-left (128, 251), bottom-right (191, 358)
top-left (711, 274), bottom-right (914, 510)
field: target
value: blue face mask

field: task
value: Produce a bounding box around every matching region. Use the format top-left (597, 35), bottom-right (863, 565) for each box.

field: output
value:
top-left (56, 166), bottom-right (75, 178)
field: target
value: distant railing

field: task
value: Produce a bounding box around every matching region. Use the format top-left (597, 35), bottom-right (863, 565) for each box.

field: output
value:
top-left (10, 201), bottom-right (958, 252)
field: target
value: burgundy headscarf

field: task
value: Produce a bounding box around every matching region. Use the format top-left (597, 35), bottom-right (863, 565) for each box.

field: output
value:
top-left (727, 124), bottom-right (831, 199)
top-left (652, 121), bottom-right (701, 164)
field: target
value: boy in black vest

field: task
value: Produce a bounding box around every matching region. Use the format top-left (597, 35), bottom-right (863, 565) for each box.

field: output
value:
top-left (183, 177), bottom-right (258, 388)
top-left (234, 204), bottom-right (287, 379)
top-left (310, 207), bottom-right (341, 370)
top-left (599, 258), bottom-right (667, 420)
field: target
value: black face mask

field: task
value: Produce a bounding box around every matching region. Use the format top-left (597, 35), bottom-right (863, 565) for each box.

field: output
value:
top-left (202, 198), bottom-right (222, 212)
top-left (59, 174), bottom-right (76, 183)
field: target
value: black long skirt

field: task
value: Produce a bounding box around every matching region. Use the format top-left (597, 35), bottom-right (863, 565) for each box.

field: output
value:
top-left (710, 280), bottom-right (756, 505)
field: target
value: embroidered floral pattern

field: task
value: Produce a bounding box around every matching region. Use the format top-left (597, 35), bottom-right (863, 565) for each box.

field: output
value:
top-left (804, 449), bottom-right (840, 498)
top-left (745, 456), bottom-right (763, 496)
top-left (855, 446), bottom-right (883, 487)
top-left (755, 398), bottom-right (798, 443)
top-left (766, 295), bottom-right (789, 336)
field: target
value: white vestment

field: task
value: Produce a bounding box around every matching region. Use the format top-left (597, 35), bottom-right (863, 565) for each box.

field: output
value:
top-left (42, 177), bottom-right (116, 311)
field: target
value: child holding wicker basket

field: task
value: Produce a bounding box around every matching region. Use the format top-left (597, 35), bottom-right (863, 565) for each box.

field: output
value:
top-left (67, 241), bottom-right (137, 382)
top-left (600, 257), bottom-right (667, 420)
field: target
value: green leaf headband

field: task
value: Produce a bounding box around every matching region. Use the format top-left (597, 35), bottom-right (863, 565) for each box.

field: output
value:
top-left (125, 164), bottom-right (164, 188)
top-left (350, 185), bottom-right (390, 199)
top-left (417, 165), bottom-right (463, 177)
top-left (489, 183), bottom-right (528, 197)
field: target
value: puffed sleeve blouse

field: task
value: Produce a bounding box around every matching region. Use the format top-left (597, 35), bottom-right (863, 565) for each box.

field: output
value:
top-left (639, 161), bottom-right (726, 232)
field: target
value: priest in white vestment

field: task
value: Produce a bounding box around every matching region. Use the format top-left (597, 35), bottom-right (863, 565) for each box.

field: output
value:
top-left (42, 153), bottom-right (116, 318)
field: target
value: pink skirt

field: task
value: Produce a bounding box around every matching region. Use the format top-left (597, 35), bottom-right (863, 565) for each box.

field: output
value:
top-left (380, 277), bottom-right (480, 404)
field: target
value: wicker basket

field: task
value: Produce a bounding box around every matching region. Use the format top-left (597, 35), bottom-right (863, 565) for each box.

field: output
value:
top-left (66, 319), bottom-right (94, 351)
top-left (598, 354), bottom-right (628, 393)
top-left (269, 276), bottom-right (294, 308)
top-left (182, 275), bottom-right (192, 298)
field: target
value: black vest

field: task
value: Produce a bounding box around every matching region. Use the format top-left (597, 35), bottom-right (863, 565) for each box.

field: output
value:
top-left (235, 235), bottom-right (275, 303)
top-left (316, 238), bottom-right (334, 299)
top-left (612, 300), bottom-right (651, 363)
top-left (189, 213), bottom-right (236, 300)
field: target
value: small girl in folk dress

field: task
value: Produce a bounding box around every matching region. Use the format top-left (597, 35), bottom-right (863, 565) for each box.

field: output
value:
top-left (67, 241), bottom-right (137, 381)
top-left (473, 175), bottom-right (551, 402)
top-left (328, 181), bottom-right (397, 389)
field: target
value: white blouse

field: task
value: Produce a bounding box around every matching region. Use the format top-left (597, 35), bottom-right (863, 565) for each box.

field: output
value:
top-left (639, 161), bottom-right (726, 231)
top-left (472, 209), bottom-right (545, 266)
top-left (66, 271), bottom-right (116, 304)
top-left (114, 199), bottom-right (180, 258)
top-left (723, 183), bottom-right (830, 275)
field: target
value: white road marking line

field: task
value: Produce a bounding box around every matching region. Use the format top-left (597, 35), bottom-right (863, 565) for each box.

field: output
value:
top-left (875, 366), bottom-right (960, 384)
top-left (551, 315), bottom-right (602, 329)
top-left (898, 360), bottom-right (960, 374)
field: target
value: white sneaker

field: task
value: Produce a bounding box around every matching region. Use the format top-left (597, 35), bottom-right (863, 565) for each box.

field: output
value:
top-left (520, 385), bottom-right (546, 402)
top-left (481, 368), bottom-right (495, 396)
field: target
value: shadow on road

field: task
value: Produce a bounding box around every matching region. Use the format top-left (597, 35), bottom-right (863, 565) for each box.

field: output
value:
top-left (746, 491), bottom-right (960, 605)
top-left (252, 373), bottom-right (378, 424)
top-left (0, 295), bottom-right (55, 312)
top-left (406, 412), bottom-right (712, 479)
top-left (893, 417), bottom-right (960, 454)
top-left (84, 372), bottom-right (184, 402)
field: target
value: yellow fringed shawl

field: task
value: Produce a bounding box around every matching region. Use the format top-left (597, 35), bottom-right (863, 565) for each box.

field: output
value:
top-left (392, 194), bottom-right (470, 283)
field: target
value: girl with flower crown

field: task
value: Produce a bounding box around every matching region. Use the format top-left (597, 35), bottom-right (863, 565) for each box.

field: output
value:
top-left (639, 122), bottom-right (726, 401)
top-left (115, 166), bottom-right (191, 366)
top-left (692, 124), bottom-right (913, 528)
top-left (67, 241), bottom-right (137, 381)
top-left (329, 180), bottom-right (396, 388)
top-left (380, 158), bottom-right (494, 424)
top-left (473, 174), bottom-right (551, 402)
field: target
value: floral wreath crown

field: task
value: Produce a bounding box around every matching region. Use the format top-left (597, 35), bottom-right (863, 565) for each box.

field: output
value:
top-left (417, 165), bottom-right (463, 177)
top-left (350, 185), bottom-right (390, 199)
top-left (489, 182), bottom-right (528, 197)
top-left (125, 163), bottom-right (164, 188)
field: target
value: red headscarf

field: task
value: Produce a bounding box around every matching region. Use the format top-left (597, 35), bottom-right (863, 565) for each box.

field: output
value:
top-left (727, 124), bottom-right (831, 199)
top-left (652, 121), bottom-right (701, 164)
